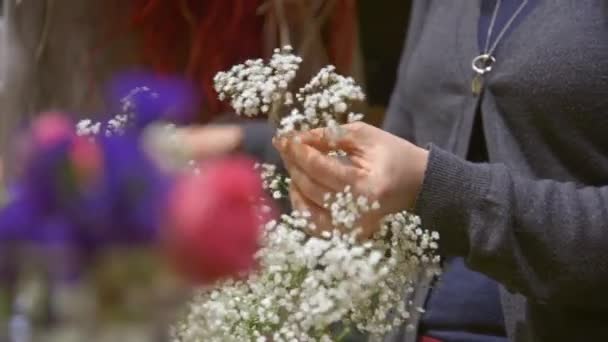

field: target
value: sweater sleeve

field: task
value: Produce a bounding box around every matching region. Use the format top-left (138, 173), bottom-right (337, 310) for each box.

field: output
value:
top-left (416, 144), bottom-right (608, 308)
top-left (241, 121), bottom-right (283, 167)
top-left (381, 0), bottom-right (430, 140)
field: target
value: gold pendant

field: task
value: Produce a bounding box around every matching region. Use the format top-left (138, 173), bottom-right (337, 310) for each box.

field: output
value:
top-left (471, 74), bottom-right (483, 96)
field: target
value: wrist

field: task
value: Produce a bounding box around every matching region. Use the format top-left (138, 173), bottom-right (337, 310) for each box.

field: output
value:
top-left (179, 124), bottom-right (244, 159)
top-left (409, 145), bottom-right (429, 209)
top-left (219, 125), bottom-right (244, 152)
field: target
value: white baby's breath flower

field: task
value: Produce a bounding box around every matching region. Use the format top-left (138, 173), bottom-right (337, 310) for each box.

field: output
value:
top-left (76, 119), bottom-right (102, 137)
top-left (76, 86), bottom-right (163, 138)
top-left (214, 46), bottom-right (302, 119)
top-left (256, 163), bottom-right (290, 200)
top-left (347, 112), bottom-right (365, 123)
top-left (276, 65), bottom-right (365, 137)
top-left (174, 185), bottom-right (440, 341)
top-left (213, 46), bottom-right (364, 138)
top-left (176, 46), bottom-right (441, 342)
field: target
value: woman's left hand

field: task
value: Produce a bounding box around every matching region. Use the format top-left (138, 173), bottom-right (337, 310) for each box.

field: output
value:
top-left (274, 122), bottom-right (429, 238)
top-left (175, 124), bottom-right (244, 159)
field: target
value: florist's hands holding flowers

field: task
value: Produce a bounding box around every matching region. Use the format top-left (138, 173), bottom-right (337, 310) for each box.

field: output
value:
top-left (275, 122), bottom-right (430, 238)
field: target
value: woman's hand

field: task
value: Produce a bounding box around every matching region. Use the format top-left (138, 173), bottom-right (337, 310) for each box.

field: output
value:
top-left (274, 122), bottom-right (429, 238)
top-left (175, 125), bottom-right (243, 159)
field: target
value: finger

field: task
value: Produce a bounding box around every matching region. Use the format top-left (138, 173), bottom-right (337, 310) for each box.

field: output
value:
top-left (289, 184), bottom-right (332, 235)
top-left (281, 138), bottom-right (365, 192)
top-left (281, 155), bottom-right (332, 208)
top-left (272, 130), bottom-right (332, 155)
top-left (281, 123), bottom-right (365, 152)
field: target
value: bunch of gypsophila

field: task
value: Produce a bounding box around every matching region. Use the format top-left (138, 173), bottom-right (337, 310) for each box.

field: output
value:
top-left (172, 46), bottom-right (441, 342)
top-left (76, 85), bottom-right (203, 174)
top-left (76, 86), bottom-right (152, 137)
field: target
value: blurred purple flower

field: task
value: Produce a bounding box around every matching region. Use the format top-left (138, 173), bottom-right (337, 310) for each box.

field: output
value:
top-left (82, 133), bottom-right (171, 246)
top-left (0, 114), bottom-right (170, 255)
top-left (0, 70), bottom-right (197, 278)
top-left (105, 70), bottom-right (199, 129)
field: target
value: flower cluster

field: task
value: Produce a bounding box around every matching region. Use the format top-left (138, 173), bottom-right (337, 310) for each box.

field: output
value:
top-left (75, 87), bottom-right (156, 138)
top-left (76, 86), bottom-right (162, 138)
top-left (76, 71), bottom-right (198, 139)
top-left (256, 163), bottom-right (291, 200)
top-left (280, 66), bottom-right (365, 138)
top-left (0, 74), bottom-right (266, 287)
top-left (77, 74), bottom-right (202, 175)
top-left (0, 114), bottom-right (168, 255)
top-left (173, 46), bottom-right (441, 341)
top-left (76, 113), bottom-right (132, 137)
top-left (214, 46), bottom-right (302, 117)
top-left (173, 186), bottom-right (439, 341)
top-left (213, 47), bottom-right (365, 139)
top-left (323, 186), bottom-right (380, 232)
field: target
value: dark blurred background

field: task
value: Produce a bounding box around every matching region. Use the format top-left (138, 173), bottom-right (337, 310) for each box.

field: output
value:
top-left (358, 0), bottom-right (410, 108)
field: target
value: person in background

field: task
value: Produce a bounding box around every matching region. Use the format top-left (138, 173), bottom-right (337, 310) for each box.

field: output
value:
top-left (129, 0), bottom-right (363, 121)
top-left (187, 1), bottom-right (608, 341)
top-left (273, 1), bottom-right (608, 341)
top-left (168, 0), bottom-right (365, 169)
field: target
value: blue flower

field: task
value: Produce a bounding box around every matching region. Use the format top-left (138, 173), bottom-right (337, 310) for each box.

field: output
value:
top-left (84, 133), bottom-right (171, 246)
top-left (0, 120), bottom-right (170, 252)
top-left (105, 71), bottom-right (199, 130)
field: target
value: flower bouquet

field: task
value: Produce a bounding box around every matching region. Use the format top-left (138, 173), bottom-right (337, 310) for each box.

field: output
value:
top-left (0, 47), bottom-right (441, 341)
top-left (173, 47), bottom-right (441, 342)
top-left (0, 75), bottom-right (271, 341)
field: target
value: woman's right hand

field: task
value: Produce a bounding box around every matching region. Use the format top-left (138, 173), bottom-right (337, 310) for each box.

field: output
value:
top-left (274, 122), bottom-right (429, 238)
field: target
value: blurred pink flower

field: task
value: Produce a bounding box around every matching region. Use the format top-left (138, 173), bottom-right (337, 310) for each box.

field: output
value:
top-left (69, 137), bottom-right (102, 187)
top-left (15, 113), bottom-right (75, 172)
top-left (165, 156), bottom-right (270, 285)
top-left (31, 112), bottom-right (74, 147)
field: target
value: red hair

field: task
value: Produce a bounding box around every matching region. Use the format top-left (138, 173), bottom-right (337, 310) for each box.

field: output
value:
top-left (129, 0), bottom-right (264, 119)
top-left (328, 0), bottom-right (357, 76)
top-left (119, 0), bottom-right (357, 121)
